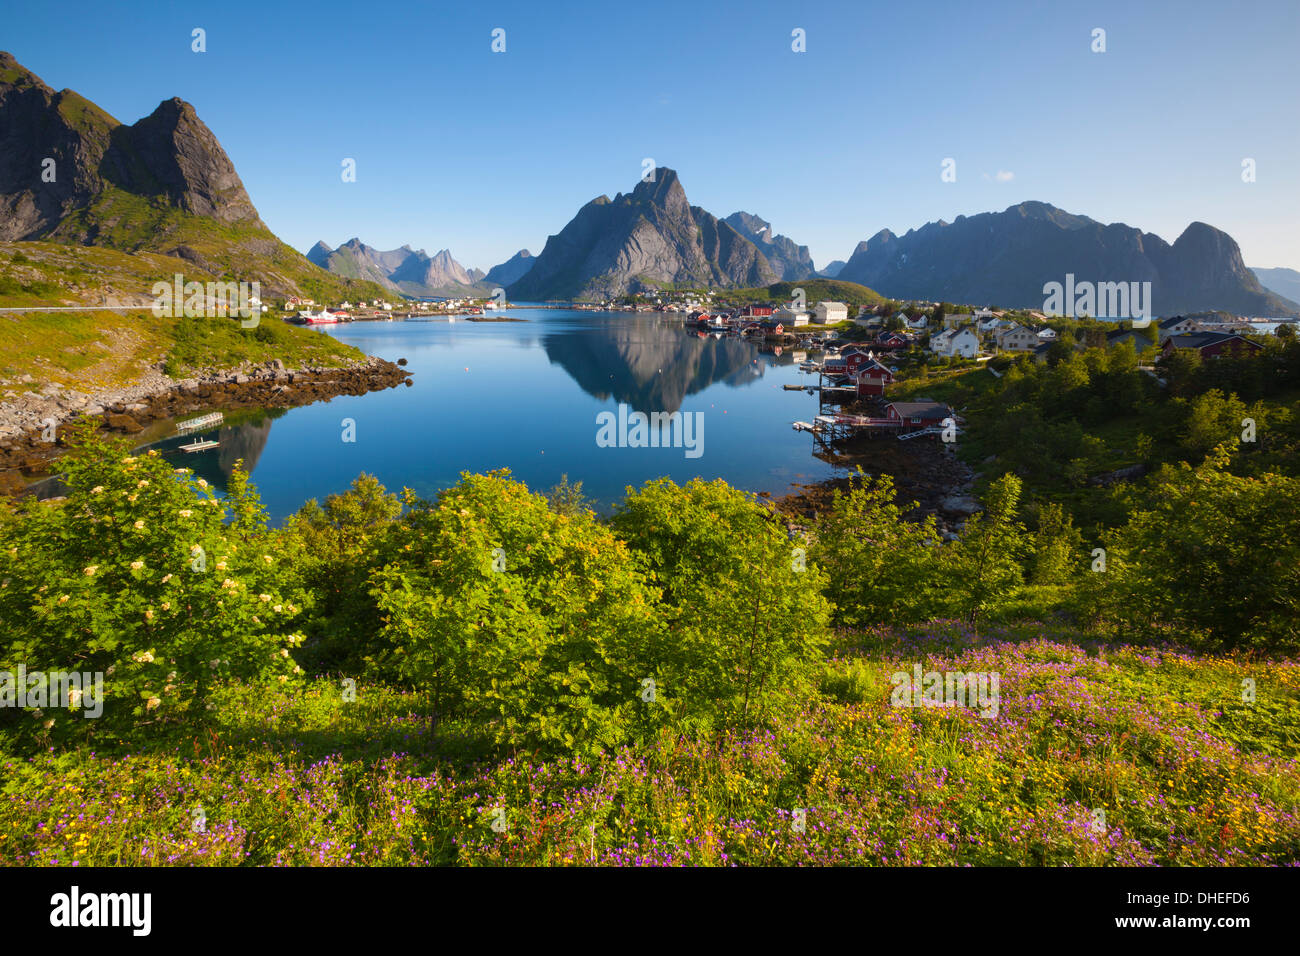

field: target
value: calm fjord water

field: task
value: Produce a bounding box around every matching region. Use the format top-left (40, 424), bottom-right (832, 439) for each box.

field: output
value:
top-left (164, 308), bottom-right (842, 521)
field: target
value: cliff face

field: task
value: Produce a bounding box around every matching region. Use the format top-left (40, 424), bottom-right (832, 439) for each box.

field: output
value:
top-left (836, 201), bottom-right (1299, 317)
top-left (507, 169), bottom-right (779, 300)
top-left (484, 249), bottom-right (534, 288)
top-left (722, 211), bottom-right (816, 281)
top-left (0, 51), bottom-right (390, 299)
top-left (0, 53), bottom-right (263, 241)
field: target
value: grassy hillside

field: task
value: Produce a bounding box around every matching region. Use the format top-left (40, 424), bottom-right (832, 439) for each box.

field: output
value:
top-left (39, 193), bottom-right (394, 303)
top-left (717, 278), bottom-right (887, 308)
top-left (0, 309), bottom-right (367, 390)
top-left (4, 623), bottom-right (1297, 867)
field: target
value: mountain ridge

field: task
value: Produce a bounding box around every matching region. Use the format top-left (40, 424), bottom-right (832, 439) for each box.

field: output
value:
top-left (507, 168), bottom-right (779, 301)
top-left (836, 202), bottom-right (1299, 317)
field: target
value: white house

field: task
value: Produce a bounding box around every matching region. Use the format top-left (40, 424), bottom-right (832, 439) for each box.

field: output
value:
top-left (931, 326), bottom-right (981, 358)
top-left (906, 314), bottom-right (929, 331)
top-left (1158, 315), bottom-right (1200, 342)
top-left (972, 307), bottom-right (994, 322)
top-left (995, 325), bottom-right (1040, 352)
top-left (813, 301), bottom-right (849, 324)
top-left (775, 306), bottom-right (810, 326)
top-left (1037, 327), bottom-right (1058, 340)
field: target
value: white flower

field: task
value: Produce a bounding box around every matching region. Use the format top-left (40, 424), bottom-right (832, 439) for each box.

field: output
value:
top-left (132, 651), bottom-right (154, 664)
top-left (161, 573), bottom-right (173, 584)
top-left (83, 566), bottom-right (99, 576)
top-left (259, 594), bottom-right (271, 603)
top-left (57, 594), bottom-right (69, 604)
top-left (130, 560), bottom-right (144, 570)
top-left (277, 675), bottom-right (288, 683)
top-left (197, 478), bottom-right (208, 489)
top-left (280, 648), bottom-right (289, 658)
top-left (133, 520), bottom-right (144, 530)
top-left (221, 578), bottom-right (237, 590)
top-left (145, 697), bottom-right (161, 711)
top-left (263, 555), bottom-right (273, 564)
top-left (161, 601), bottom-right (171, 610)
top-left (91, 486), bottom-right (104, 495)
top-left (144, 609), bottom-right (153, 620)
top-left (136, 479), bottom-right (149, 488)
top-left (179, 509), bottom-right (192, 518)
top-left (272, 605), bottom-right (282, 613)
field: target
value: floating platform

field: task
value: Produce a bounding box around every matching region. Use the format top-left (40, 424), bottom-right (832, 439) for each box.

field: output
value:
top-left (179, 439), bottom-right (219, 453)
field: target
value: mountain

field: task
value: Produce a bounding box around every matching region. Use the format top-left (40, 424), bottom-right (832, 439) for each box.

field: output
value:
top-left (484, 249), bottom-right (534, 288)
top-left (836, 201), bottom-right (1300, 317)
top-left (0, 51), bottom-right (389, 301)
top-left (507, 168), bottom-right (779, 301)
top-left (721, 212), bottom-right (816, 280)
top-left (818, 260), bottom-right (846, 278)
top-left (1251, 267), bottom-right (1300, 307)
top-left (307, 239), bottom-right (489, 296)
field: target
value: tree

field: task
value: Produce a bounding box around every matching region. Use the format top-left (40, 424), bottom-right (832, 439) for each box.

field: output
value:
top-left (810, 473), bottom-right (947, 627)
top-left (1030, 501), bottom-right (1083, 585)
top-left (944, 474), bottom-right (1028, 625)
top-left (281, 474), bottom-right (403, 671)
top-left (1083, 446), bottom-right (1300, 651)
top-left (611, 478), bottom-right (830, 730)
top-left (371, 470), bottom-right (660, 755)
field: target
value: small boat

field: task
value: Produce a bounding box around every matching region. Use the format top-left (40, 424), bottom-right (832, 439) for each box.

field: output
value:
top-left (783, 384), bottom-right (805, 391)
top-left (300, 309), bottom-right (340, 325)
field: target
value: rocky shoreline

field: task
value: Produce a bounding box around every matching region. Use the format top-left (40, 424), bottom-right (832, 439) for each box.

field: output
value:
top-left (774, 432), bottom-right (980, 539)
top-left (0, 356), bottom-right (412, 495)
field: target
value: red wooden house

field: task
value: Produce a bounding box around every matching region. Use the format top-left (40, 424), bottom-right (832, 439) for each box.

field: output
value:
top-left (1160, 332), bottom-right (1264, 361)
top-left (885, 401), bottom-right (953, 428)
top-left (852, 360), bottom-right (895, 397)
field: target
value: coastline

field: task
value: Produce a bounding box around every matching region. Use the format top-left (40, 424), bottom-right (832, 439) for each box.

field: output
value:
top-left (0, 355), bottom-right (412, 495)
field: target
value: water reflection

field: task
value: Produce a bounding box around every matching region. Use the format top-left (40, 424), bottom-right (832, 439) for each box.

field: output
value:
top-left (541, 317), bottom-right (767, 412)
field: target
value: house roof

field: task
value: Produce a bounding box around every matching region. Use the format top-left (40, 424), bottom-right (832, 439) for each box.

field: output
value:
top-left (1164, 332), bottom-right (1262, 351)
top-left (1158, 315), bottom-right (1192, 330)
top-left (888, 401), bottom-right (952, 418)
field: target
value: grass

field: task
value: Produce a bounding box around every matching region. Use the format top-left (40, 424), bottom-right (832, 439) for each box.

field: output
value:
top-left (2, 622), bottom-right (1296, 866)
top-left (0, 310), bottom-right (365, 389)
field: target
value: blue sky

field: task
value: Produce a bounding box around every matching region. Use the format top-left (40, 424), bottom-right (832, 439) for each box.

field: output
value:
top-left (6, 0), bottom-right (1299, 272)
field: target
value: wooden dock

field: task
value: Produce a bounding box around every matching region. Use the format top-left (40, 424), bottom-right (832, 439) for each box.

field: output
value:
top-left (176, 412), bottom-right (223, 434)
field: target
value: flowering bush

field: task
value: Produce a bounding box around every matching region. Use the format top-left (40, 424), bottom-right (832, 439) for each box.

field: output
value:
top-left (0, 425), bottom-right (305, 744)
